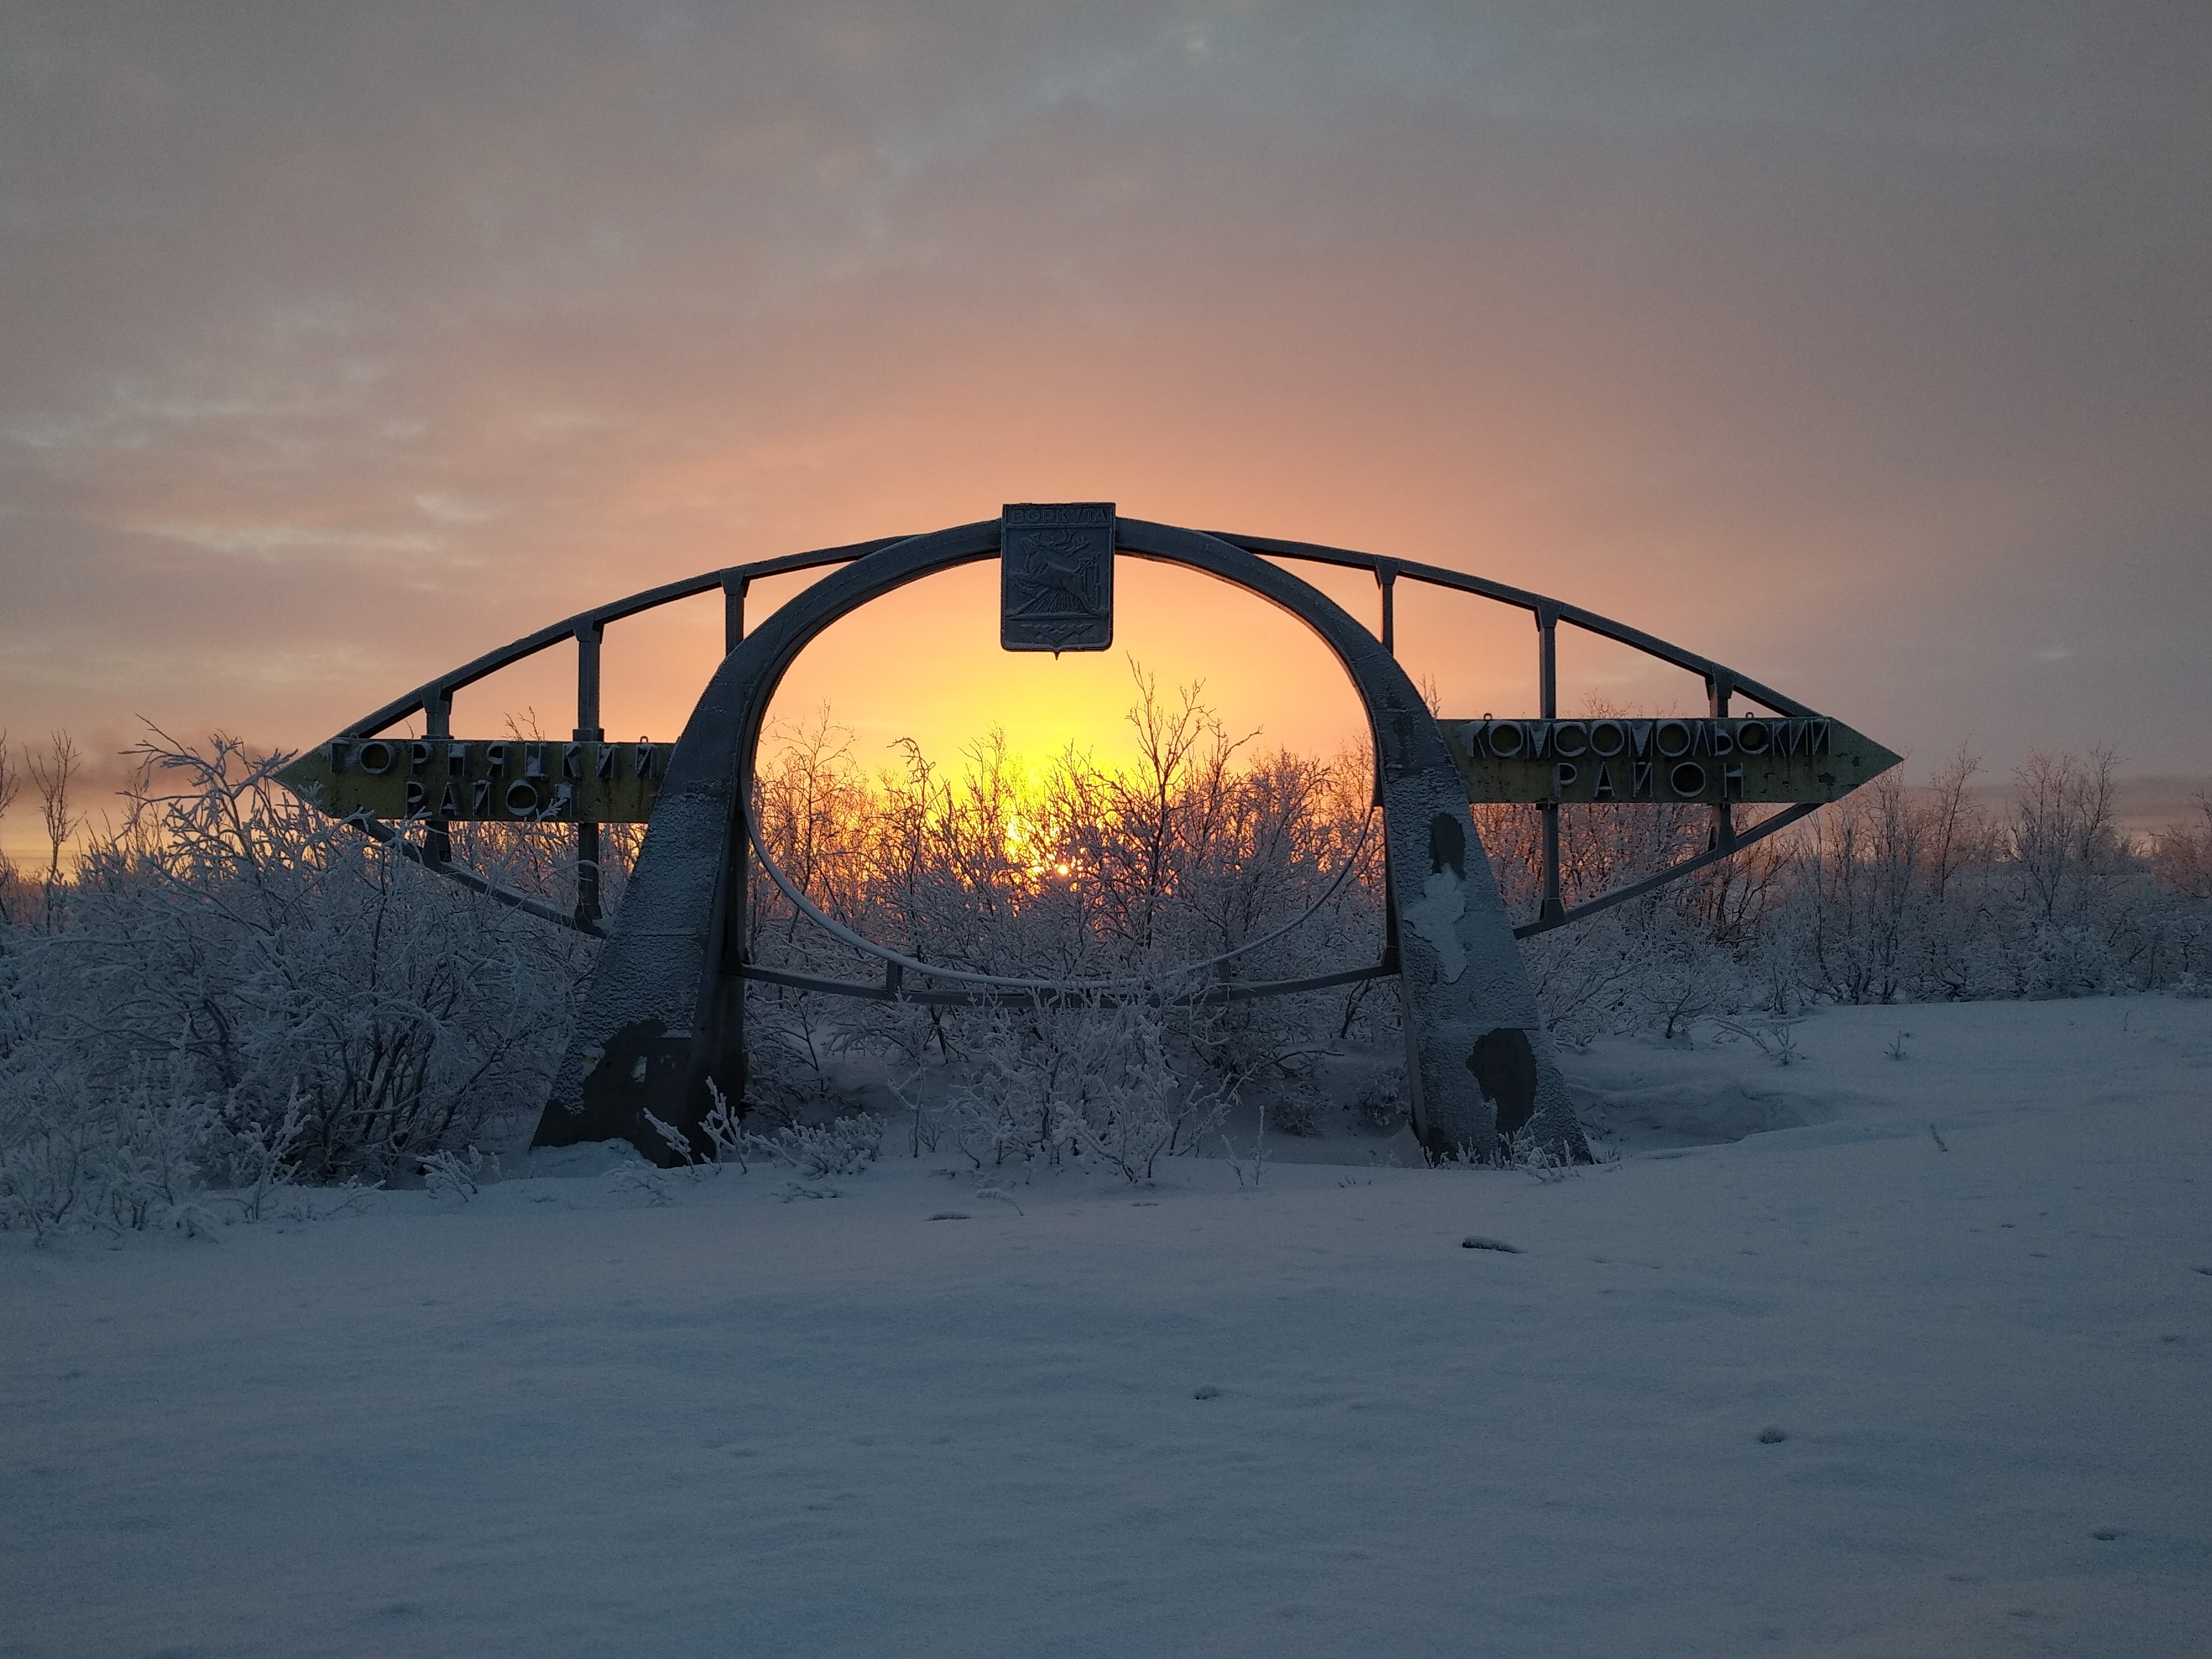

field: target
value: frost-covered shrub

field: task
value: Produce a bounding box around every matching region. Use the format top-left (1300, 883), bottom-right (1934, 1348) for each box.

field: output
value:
top-left (738, 677), bottom-right (1378, 1155)
top-left (417, 1146), bottom-right (505, 1201)
top-left (0, 1061), bottom-right (224, 1238)
top-left (747, 1112), bottom-right (885, 1177)
top-left (1503, 742), bottom-right (2210, 1031)
top-left (0, 734), bottom-right (591, 1217)
top-left (7, 695), bottom-right (2203, 1225)
top-left (935, 997), bottom-right (1225, 1182)
top-left (737, 690), bottom-right (2211, 1154)
top-left (1270, 1081), bottom-right (1328, 1138)
top-left (1350, 1070), bottom-right (1405, 1133)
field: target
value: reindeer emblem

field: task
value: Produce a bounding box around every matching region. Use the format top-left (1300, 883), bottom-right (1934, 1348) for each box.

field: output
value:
top-left (1001, 503), bottom-right (1114, 650)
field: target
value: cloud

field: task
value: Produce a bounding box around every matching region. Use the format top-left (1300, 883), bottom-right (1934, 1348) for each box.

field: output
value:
top-left (1, 0), bottom-right (2207, 863)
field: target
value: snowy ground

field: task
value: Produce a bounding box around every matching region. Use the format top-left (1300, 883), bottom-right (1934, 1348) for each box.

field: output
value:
top-left (6, 998), bottom-right (2210, 1658)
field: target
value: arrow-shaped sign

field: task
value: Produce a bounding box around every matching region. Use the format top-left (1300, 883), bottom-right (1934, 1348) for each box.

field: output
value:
top-left (1444, 714), bottom-right (1900, 805)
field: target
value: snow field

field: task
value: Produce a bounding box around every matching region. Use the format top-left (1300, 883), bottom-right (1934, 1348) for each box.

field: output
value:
top-left (4, 998), bottom-right (2209, 1657)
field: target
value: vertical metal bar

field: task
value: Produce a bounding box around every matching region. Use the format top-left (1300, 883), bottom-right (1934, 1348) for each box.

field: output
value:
top-left (723, 570), bottom-right (753, 1000)
top-left (1538, 607), bottom-right (1559, 718)
top-left (712, 589), bottom-right (754, 1041)
top-left (574, 622), bottom-right (604, 929)
top-left (576, 620), bottom-right (603, 737)
top-left (1371, 562), bottom-right (1402, 955)
top-left (723, 572), bottom-right (749, 655)
top-left (424, 687), bottom-right (452, 868)
top-left (1708, 674), bottom-right (1735, 855)
top-left (1537, 607), bottom-right (1563, 925)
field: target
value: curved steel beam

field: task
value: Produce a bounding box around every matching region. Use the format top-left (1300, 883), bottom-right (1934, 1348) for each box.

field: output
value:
top-left (337, 536), bottom-right (911, 738)
top-left (1208, 531), bottom-right (1812, 716)
top-left (329, 528), bottom-right (1803, 741)
top-left (737, 959), bottom-right (1392, 1008)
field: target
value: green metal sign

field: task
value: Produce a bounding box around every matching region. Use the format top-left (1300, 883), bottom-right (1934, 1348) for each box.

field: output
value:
top-left (1444, 715), bottom-right (1899, 805)
top-left (279, 715), bottom-right (1896, 825)
top-left (279, 737), bottom-right (665, 823)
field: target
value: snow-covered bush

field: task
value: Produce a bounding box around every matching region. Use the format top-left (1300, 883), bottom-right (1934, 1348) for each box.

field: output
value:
top-left (1350, 1068), bottom-right (1405, 1133)
top-left (933, 997), bottom-right (1226, 1182)
top-left (747, 1112), bottom-right (885, 1177)
top-left (1270, 1080), bottom-right (1329, 1138)
top-left (735, 686), bottom-right (2212, 1145)
top-left (0, 1059), bottom-right (224, 1238)
top-left (0, 733), bottom-right (592, 1228)
top-left (8, 691), bottom-right (2205, 1225)
top-left (739, 674), bottom-right (1380, 1151)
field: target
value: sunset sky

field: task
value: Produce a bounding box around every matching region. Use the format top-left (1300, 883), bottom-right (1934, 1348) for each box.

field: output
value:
top-left (3, 3), bottom-right (2207, 859)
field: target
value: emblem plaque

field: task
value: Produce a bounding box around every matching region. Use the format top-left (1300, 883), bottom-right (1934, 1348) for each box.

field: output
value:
top-left (1000, 502), bottom-right (1115, 652)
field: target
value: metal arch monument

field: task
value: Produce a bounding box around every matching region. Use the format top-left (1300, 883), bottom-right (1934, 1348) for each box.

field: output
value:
top-left (279, 507), bottom-right (1900, 1167)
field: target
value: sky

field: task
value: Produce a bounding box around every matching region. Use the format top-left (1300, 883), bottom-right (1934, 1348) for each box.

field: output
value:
top-left (2, 2), bottom-right (2208, 857)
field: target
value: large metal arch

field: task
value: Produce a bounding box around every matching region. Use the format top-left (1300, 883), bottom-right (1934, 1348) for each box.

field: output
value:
top-left (530, 517), bottom-right (1594, 1169)
top-left (334, 529), bottom-right (1813, 945)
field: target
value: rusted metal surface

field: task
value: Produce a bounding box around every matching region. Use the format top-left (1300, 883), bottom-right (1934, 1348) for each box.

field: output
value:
top-left (278, 738), bottom-right (666, 822)
top-left (1001, 502), bottom-right (1115, 652)
top-left (1444, 716), bottom-right (1900, 805)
